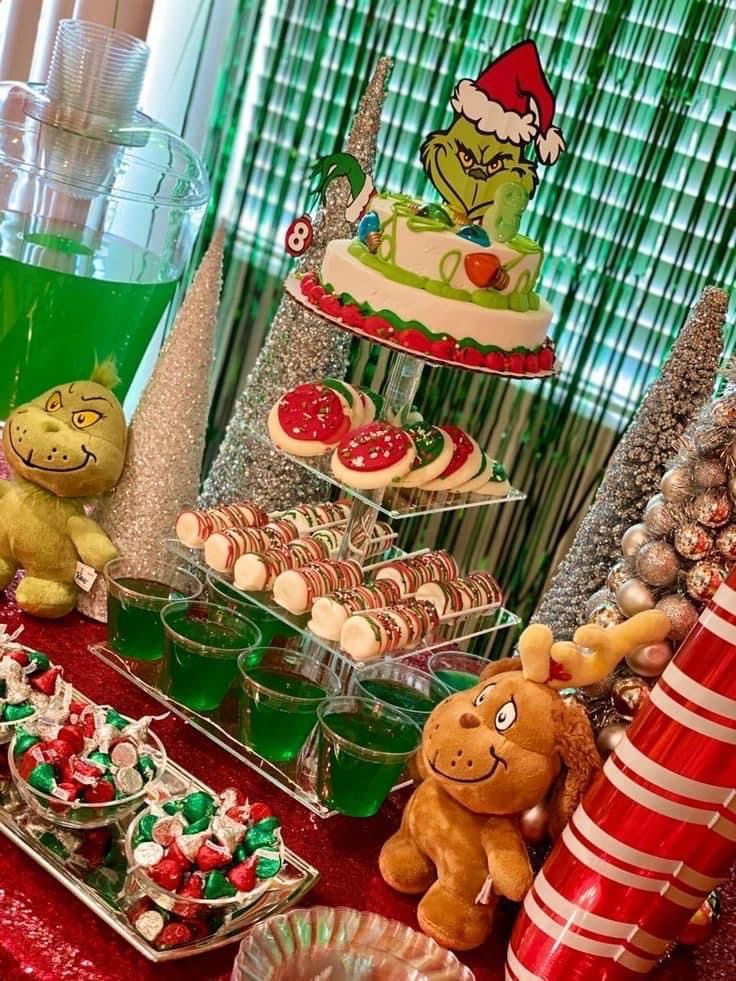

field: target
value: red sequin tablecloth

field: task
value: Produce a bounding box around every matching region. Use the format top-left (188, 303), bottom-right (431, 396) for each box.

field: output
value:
top-left (0, 589), bottom-right (731, 980)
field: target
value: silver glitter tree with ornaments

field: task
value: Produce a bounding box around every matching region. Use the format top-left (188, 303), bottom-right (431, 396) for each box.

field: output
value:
top-left (577, 288), bottom-right (731, 751)
top-left (198, 57), bottom-right (393, 511)
top-left (78, 231), bottom-right (225, 621)
top-left (532, 286), bottom-right (728, 645)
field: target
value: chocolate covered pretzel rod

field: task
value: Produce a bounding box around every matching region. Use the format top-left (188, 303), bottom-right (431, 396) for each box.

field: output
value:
top-left (175, 501), bottom-right (268, 547)
top-left (204, 519), bottom-right (299, 572)
top-left (311, 520), bottom-right (396, 558)
top-left (308, 580), bottom-right (402, 641)
top-left (415, 571), bottom-right (503, 616)
top-left (339, 599), bottom-right (440, 662)
top-left (374, 550), bottom-right (459, 595)
top-left (273, 559), bottom-right (363, 615)
top-left (233, 537), bottom-right (328, 591)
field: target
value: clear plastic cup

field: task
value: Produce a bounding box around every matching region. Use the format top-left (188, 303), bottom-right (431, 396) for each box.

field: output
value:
top-left (350, 661), bottom-right (450, 725)
top-left (427, 650), bottom-right (490, 692)
top-left (316, 696), bottom-right (421, 817)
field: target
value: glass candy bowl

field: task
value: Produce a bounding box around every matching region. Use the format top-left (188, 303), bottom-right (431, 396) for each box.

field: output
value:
top-left (231, 906), bottom-right (475, 980)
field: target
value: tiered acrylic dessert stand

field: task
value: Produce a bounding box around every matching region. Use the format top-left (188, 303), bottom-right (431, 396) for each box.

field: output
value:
top-left (92, 279), bottom-right (545, 817)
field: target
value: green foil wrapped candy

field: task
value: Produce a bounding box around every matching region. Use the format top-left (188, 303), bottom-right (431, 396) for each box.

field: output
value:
top-left (203, 870), bottom-right (237, 900)
top-left (28, 651), bottom-right (50, 671)
top-left (182, 791), bottom-right (215, 823)
top-left (105, 708), bottom-right (128, 730)
top-left (255, 850), bottom-right (282, 879)
top-left (245, 817), bottom-right (280, 855)
top-left (4, 703), bottom-right (35, 722)
top-left (87, 751), bottom-right (112, 769)
top-left (183, 815), bottom-right (210, 835)
top-left (39, 830), bottom-right (69, 860)
top-left (28, 762), bottom-right (56, 794)
top-left (137, 755), bottom-right (156, 781)
top-left (13, 726), bottom-right (40, 755)
top-left (134, 813), bottom-right (158, 846)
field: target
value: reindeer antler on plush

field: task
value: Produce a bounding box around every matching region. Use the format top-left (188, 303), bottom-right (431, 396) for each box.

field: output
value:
top-left (518, 609), bottom-right (671, 689)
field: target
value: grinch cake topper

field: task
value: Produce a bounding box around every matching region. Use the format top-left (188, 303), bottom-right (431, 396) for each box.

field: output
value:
top-left (421, 40), bottom-right (564, 224)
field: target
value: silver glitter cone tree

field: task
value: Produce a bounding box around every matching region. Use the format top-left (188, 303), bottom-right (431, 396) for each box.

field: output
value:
top-left (532, 286), bottom-right (728, 640)
top-left (78, 230), bottom-right (224, 621)
top-left (199, 57), bottom-right (393, 510)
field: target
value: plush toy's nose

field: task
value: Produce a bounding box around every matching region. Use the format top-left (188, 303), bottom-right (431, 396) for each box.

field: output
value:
top-left (468, 166), bottom-right (486, 180)
top-left (459, 712), bottom-right (481, 729)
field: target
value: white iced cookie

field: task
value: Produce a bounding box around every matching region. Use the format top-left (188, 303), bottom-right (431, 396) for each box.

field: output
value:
top-left (421, 425), bottom-right (483, 492)
top-left (272, 559), bottom-right (362, 615)
top-left (394, 422), bottom-right (453, 488)
top-left (323, 378), bottom-right (364, 427)
top-left (473, 460), bottom-right (511, 496)
top-left (308, 580), bottom-right (401, 641)
top-left (331, 423), bottom-right (415, 490)
top-left (268, 382), bottom-right (352, 456)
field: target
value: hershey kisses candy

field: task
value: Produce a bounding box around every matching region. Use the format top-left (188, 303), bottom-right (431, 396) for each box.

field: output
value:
top-left (134, 909), bottom-right (165, 942)
top-left (115, 766), bottom-right (144, 796)
top-left (133, 841), bottom-right (165, 867)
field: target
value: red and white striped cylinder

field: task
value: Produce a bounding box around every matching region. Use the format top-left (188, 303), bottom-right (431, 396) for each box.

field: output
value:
top-left (507, 568), bottom-right (736, 980)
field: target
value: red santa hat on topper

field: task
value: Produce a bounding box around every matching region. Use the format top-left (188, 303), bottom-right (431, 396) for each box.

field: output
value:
top-left (451, 40), bottom-right (565, 164)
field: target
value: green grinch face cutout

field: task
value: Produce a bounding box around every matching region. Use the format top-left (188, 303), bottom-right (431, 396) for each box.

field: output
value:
top-left (421, 117), bottom-right (537, 224)
top-left (421, 40), bottom-right (564, 226)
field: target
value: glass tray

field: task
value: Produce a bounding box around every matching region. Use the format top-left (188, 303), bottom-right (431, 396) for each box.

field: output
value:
top-left (167, 540), bottom-right (521, 671)
top-left (251, 429), bottom-right (526, 520)
top-left (0, 676), bottom-right (318, 962)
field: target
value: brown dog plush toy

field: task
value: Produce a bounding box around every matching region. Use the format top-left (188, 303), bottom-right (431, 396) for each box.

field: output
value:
top-left (379, 609), bottom-right (670, 950)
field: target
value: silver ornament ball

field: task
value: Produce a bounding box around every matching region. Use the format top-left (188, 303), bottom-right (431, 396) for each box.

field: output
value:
top-left (585, 588), bottom-right (617, 619)
top-left (635, 539), bottom-right (680, 587)
top-left (616, 578), bottom-right (656, 616)
top-left (596, 722), bottom-right (628, 758)
top-left (673, 521), bottom-right (713, 561)
top-left (655, 593), bottom-right (699, 643)
top-left (621, 523), bottom-right (652, 559)
top-left (589, 602), bottom-right (626, 629)
top-left (607, 561), bottom-right (634, 594)
top-left (626, 639), bottom-right (674, 677)
top-left (661, 466), bottom-right (692, 503)
top-left (693, 488), bottom-right (731, 528)
top-left (685, 561), bottom-right (726, 602)
top-left (644, 494), bottom-right (675, 537)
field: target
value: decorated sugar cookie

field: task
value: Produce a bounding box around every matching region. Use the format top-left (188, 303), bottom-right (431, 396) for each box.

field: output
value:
top-left (331, 422), bottom-right (416, 490)
top-left (474, 459), bottom-right (511, 496)
top-left (323, 378), bottom-right (365, 427)
top-left (421, 425), bottom-right (483, 492)
top-left (395, 422), bottom-right (453, 488)
top-left (453, 450), bottom-right (494, 493)
top-left (268, 382), bottom-right (352, 456)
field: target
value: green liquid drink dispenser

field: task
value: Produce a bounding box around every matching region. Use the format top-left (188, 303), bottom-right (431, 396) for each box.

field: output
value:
top-left (0, 20), bottom-right (209, 418)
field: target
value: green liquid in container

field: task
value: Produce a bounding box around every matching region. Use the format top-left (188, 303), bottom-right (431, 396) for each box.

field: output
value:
top-left (0, 221), bottom-right (177, 418)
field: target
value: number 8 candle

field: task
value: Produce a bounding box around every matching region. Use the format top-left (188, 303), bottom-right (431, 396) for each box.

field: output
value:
top-left (507, 565), bottom-right (736, 980)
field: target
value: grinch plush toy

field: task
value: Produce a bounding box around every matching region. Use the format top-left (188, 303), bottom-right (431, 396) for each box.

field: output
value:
top-left (379, 609), bottom-right (670, 951)
top-left (0, 363), bottom-right (127, 618)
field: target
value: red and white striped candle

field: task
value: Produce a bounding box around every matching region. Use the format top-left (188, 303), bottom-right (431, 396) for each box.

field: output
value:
top-left (507, 566), bottom-right (736, 980)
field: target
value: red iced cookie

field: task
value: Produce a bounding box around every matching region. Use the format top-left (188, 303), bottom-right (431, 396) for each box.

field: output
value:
top-left (268, 382), bottom-right (352, 457)
top-left (331, 423), bottom-right (415, 490)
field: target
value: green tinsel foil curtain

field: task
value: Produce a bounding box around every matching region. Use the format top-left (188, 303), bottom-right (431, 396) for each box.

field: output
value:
top-left (198, 0), bottom-right (735, 653)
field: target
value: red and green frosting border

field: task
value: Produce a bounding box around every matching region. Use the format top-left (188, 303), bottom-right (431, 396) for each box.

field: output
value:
top-left (298, 272), bottom-right (556, 375)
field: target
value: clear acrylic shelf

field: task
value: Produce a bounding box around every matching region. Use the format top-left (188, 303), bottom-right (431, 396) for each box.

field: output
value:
top-left (252, 429), bottom-right (526, 521)
top-left (167, 539), bottom-right (521, 671)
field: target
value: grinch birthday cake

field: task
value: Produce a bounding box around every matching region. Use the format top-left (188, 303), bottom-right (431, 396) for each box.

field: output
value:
top-left (292, 41), bottom-right (564, 375)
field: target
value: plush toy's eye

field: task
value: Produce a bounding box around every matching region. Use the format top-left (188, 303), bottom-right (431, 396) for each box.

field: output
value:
top-left (71, 409), bottom-right (102, 430)
top-left (494, 700), bottom-right (517, 732)
top-left (45, 391), bottom-right (62, 412)
top-left (457, 148), bottom-right (475, 169)
top-left (473, 684), bottom-right (495, 707)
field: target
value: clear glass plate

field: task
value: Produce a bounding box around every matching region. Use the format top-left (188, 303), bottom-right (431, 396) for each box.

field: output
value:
top-left (231, 906), bottom-right (475, 980)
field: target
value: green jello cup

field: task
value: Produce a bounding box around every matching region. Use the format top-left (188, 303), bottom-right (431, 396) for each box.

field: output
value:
top-left (105, 557), bottom-right (202, 663)
top-left (427, 650), bottom-right (490, 692)
top-left (316, 696), bottom-right (421, 817)
top-left (206, 572), bottom-right (298, 649)
top-left (161, 600), bottom-right (261, 712)
top-left (239, 648), bottom-right (341, 764)
top-left (351, 662), bottom-right (450, 726)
